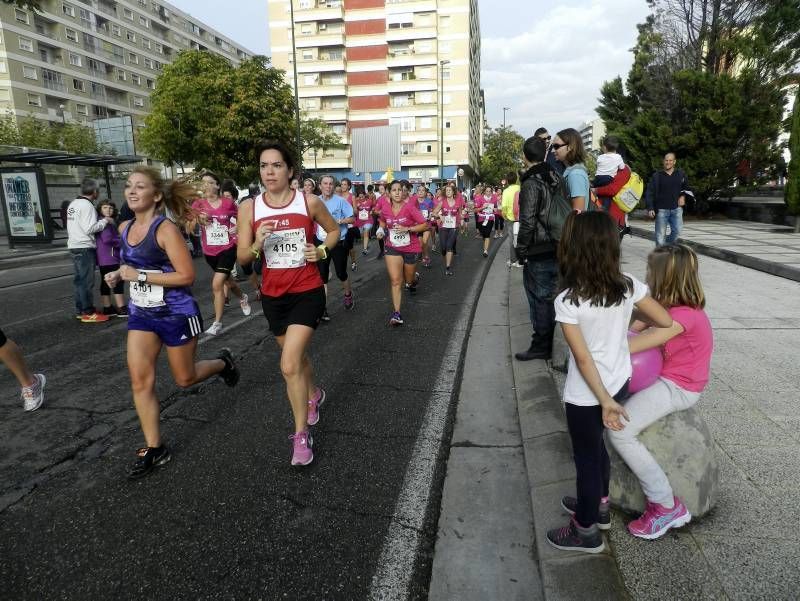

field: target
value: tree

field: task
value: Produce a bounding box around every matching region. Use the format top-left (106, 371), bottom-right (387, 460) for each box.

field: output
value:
top-left (139, 51), bottom-right (296, 184)
top-left (300, 117), bottom-right (344, 171)
top-left (2, 0), bottom-right (41, 10)
top-left (786, 90), bottom-right (800, 229)
top-left (0, 112), bottom-right (104, 154)
top-left (597, 3), bottom-right (789, 205)
top-left (479, 126), bottom-right (524, 184)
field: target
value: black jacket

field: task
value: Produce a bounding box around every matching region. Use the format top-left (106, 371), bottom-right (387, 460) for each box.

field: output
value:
top-left (515, 162), bottom-right (563, 260)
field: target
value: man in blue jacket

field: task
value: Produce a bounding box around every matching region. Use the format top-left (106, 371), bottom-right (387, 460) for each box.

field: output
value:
top-left (645, 153), bottom-right (690, 246)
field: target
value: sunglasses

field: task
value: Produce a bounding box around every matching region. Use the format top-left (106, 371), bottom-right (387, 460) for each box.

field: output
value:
top-left (551, 142), bottom-right (568, 150)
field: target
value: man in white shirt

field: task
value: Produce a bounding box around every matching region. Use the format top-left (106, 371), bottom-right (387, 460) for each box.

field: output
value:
top-left (67, 178), bottom-right (111, 323)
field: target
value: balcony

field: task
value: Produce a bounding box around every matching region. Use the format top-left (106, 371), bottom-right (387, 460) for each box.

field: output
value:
top-left (296, 33), bottom-right (344, 48)
top-left (387, 53), bottom-right (437, 68)
top-left (296, 58), bottom-right (345, 73)
top-left (95, 1), bottom-right (117, 17)
top-left (42, 79), bottom-right (67, 92)
top-left (293, 5), bottom-right (344, 23)
top-left (386, 26), bottom-right (436, 42)
top-left (387, 79), bottom-right (437, 94)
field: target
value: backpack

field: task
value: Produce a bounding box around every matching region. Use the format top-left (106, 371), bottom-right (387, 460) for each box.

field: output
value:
top-left (612, 171), bottom-right (644, 213)
top-left (538, 176), bottom-right (572, 242)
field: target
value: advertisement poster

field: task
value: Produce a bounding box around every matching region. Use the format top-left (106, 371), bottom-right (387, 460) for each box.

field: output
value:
top-left (0, 169), bottom-right (51, 241)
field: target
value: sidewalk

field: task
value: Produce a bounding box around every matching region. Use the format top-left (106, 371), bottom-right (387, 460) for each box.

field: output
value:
top-left (628, 215), bottom-right (800, 282)
top-left (431, 224), bottom-right (800, 599)
top-left (0, 233), bottom-right (69, 267)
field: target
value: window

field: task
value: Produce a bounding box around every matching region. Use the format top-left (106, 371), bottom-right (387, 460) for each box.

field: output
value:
top-left (417, 67), bottom-right (433, 79)
top-left (330, 123), bottom-right (346, 134)
top-left (22, 66), bottom-right (37, 80)
top-left (417, 142), bottom-right (433, 153)
top-left (141, 37), bottom-right (151, 50)
top-left (326, 48), bottom-right (342, 60)
top-left (117, 70), bottom-right (126, 81)
top-left (65, 28), bottom-right (78, 42)
top-left (302, 50), bottom-right (313, 60)
top-left (325, 72), bottom-right (344, 85)
top-left (417, 92), bottom-right (433, 104)
top-left (15, 9), bottom-right (29, 24)
top-left (73, 78), bottom-right (84, 91)
top-left (445, 120), bottom-right (451, 128)
top-left (131, 74), bottom-right (141, 85)
top-left (126, 31), bottom-right (136, 42)
top-left (299, 0), bottom-right (313, 7)
top-left (391, 94), bottom-right (412, 108)
top-left (303, 74), bottom-right (318, 85)
top-left (445, 145), bottom-right (451, 153)
top-left (76, 103), bottom-right (88, 115)
top-left (146, 78), bottom-right (155, 89)
top-left (139, 16), bottom-right (149, 28)
top-left (62, 3), bottom-right (75, 17)
top-left (128, 53), bottom-right (139, 64)
top-left (138, 0), bottom-right (146, 5)
top-left (401, 143), bottom-right (414, 156)
top-left (154, 43), bottom-right (163, 54)
top-left (18, 37), bottom-right (34, 52)
top-left (300, 23), bottom-right (312, 34)
top-left (123, 8), bottom-right (134, 20)
top-left (390, 116), bottom-right (415, 132)
top-left (27, 93), bottom-right (41, 107)
top-left (69, 52), bottom-right (82, 66)
top-left (387, 13), bottom-right (413, 28)
top-left (133, 96), bottom-right (144, 107)
top-left (111, 24), bottom-right (121, 36)
top-left (143, 57), bottom-right (154, 69)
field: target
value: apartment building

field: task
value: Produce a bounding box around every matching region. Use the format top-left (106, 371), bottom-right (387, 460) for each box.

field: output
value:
top-left (579, 117), bottom-right (606, 154)
top-left (268, 0), bottom-right (482, 186)
top-left (0, 0), bottom-right (253, 153)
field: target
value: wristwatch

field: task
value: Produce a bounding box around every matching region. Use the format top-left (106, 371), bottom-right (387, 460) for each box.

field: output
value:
top-left (137, 272), bottom-right (148, 283)
top-left (317, 244), bottom-right (328, 260)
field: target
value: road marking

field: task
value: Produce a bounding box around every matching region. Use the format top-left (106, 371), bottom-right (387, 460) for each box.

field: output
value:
top-left (0, 273), bottom-right (72, 291)
top-left (369, 253), bottom-right (484, 600)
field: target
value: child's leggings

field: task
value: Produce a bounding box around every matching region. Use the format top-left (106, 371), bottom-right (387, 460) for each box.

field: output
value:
top-left (607, 377), bottom-right (700, 506)
top-left (566, 382), bottom-right (629, 527)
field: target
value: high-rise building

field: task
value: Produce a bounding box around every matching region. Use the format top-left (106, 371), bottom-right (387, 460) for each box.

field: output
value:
top-left (579, 117), bottom-right (606, 154)
top-left (0, 0), bottom-right (253, 153)
top-left (268, 0), bottom-right (481, 186)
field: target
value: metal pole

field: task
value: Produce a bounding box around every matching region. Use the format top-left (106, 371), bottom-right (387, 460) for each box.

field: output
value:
top-left (289, 0), bottom-right (303, 174)
top-left (103, 165), bottom-right (112, 201)
top-left (439, 60), bottom-right (449, 189)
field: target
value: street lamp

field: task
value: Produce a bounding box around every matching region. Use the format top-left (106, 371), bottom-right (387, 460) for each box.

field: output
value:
top-left (59, 104), bottom-right (66, 125)
top-left (288, 0), bottom-right (303, 173)
top-left (502, 107), bottom-right (510, 129)
top-left (439, 59), bottom-right (450, 189)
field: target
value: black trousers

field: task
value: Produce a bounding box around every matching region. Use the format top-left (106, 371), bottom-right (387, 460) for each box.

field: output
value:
top-left (565, 381), bottom-right (629, 527)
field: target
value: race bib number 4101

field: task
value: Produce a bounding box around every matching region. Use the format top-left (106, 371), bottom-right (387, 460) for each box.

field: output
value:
top-left (264, 227), bottom-right (307, 269)
top-left (129, 270), bottom-right (165, 308)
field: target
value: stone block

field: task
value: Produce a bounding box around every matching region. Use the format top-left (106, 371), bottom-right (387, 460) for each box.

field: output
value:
top-left (608, 407), bottom-right (720, 517)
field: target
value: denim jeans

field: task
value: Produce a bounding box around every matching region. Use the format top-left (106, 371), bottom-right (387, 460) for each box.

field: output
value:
top-left (522, 255), bottom-right (558, 345)
top-left (655, 207), bottom-right (683, 246)
top-left (70, 248), bottom-right (97, 314)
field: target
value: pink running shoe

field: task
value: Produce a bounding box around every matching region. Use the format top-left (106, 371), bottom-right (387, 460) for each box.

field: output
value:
top-left (307, 387), bottom-right (327, 426)
top-left (627, 497), bottom-right (691, 540)
top-left (290, 430), bottom-right (314, 466)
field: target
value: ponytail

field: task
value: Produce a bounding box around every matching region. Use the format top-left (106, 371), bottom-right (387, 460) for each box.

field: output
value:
top-left (129, 166), bottom-right (198, 225)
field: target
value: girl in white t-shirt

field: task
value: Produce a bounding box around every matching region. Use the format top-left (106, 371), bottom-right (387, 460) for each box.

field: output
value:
top-left (546, 211), bottom-right (672, 554)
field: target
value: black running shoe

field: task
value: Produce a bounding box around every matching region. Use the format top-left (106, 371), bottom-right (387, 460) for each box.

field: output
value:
top-left (547, 518), bottom-right (604, 554)
top-left (217, 347), bottom-right (240, 387)
top-left (561, 496), bottom-right (611, 531)
top-left (128, 445), bottom-right (171, 480)
top-left (321, 309), bottom-right (331, 322)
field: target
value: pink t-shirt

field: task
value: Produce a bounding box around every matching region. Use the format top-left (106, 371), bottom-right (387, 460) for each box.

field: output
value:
top-left (192, 197), bottom-right (238, 256)
top-left (354, 198), bottom-right (376, 227)
top-left (661, 306), bottom-right (713, 392)
top-left (377, 198), bottom-right (426, 253)
top-left (474, 195), bottom-right (496, 222)
top-left (438, 197), bottom-right (465, 228)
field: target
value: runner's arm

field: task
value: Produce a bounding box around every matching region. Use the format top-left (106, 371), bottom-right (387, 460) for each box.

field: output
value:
top-left (236, 198), bottom-right (258, 266)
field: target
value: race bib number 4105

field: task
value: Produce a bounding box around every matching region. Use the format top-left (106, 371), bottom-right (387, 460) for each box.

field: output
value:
top-left (264, 227), bottom-right (307, 269)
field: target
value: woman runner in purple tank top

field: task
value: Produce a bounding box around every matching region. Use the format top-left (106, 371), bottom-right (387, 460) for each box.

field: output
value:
top-left (104, 166), bottom-right (240, 480)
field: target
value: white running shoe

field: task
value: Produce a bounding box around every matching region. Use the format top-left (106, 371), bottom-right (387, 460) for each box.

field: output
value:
top-left (205, 321), bottom-right (223, 336)
top-left (22, 373), bottom-right (46, 412)
top-left (240, 293), bottom-right (251, 316)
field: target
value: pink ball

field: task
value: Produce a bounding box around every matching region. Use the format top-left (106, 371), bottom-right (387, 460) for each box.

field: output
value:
top-left (628, 331), bottom-right (664, 394)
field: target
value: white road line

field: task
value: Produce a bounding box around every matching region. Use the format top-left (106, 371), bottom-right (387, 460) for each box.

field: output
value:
top-left (369, 256), bottom-right (484, 600)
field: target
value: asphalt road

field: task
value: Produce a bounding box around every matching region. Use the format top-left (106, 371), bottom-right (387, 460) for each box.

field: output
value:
top-left (0, 231), bottom-right (502, 600)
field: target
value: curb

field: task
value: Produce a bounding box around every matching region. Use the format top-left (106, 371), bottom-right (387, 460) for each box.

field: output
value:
top-left (508, 266), bottom-right (630, 601)
top-left (629, 225), bottom-right (800, 283)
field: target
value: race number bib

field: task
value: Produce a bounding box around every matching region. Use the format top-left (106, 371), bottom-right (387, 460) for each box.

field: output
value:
top-left (264, 228), bottom-right (307, 269)
top-left (389, 229), bottom-right (411, 247)
top-left (442, 215), bottom-right (457, 229)
top-left (421, 209), bottom-right (430, 219)
top-left (129, 270), bottom-right (165, 308)
top-left (482, 204), bottom-right (494, 214)
top-left (359, 209), bottom-right (369, 221)
top-left (206, 221), bottom-right (229, 246)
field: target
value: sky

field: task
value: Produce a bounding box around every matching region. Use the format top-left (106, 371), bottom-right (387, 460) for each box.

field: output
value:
top-left (169, 0), bottom-right (651, 137)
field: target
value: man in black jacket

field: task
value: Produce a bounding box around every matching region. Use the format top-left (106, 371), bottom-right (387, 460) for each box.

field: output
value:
top-left (514, 136), bottom-right (564, 361)
top-left (645, 152), bottom-right (689, 246)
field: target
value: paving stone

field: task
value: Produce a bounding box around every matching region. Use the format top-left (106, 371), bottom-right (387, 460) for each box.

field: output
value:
top-left (540, 555), bottom-right (628, 601)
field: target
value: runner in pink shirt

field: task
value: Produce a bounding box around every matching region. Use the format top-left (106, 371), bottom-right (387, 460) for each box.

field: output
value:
top-left (354, 189), bottom-right (375, 257)
top-left (473, 188), bottom-right (497, 257)
top-left (432, 183), bottom-right (465, 275)
top-left (189, 172), bottom-right (251, 336)
top-left (375, 180), bottom-right (428, 326)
